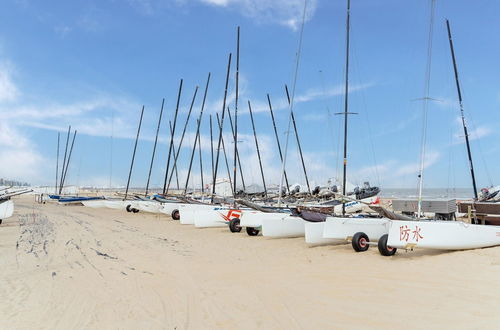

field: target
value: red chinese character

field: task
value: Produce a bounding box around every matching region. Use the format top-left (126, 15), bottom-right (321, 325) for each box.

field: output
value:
top-left (412, 226), bottom-right (424, 242)
top-left (400, 225), bottom-right (410, 242)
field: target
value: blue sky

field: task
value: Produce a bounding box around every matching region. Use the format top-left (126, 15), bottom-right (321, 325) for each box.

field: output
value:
top-left (0, 0), bottom-right (498, 194)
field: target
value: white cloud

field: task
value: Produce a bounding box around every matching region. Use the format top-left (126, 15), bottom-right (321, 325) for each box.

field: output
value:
top-left (0, 63), bottom-right (19, 102)
top-left (204, 0), bottom-right (318, 30)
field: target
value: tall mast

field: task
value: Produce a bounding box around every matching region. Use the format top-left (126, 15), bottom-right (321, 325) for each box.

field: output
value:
top-left (340, 0), bottom-right (352, 216)
top-left (248, 101), bottom-right (267, 197)
top-left (197, 120), bottom-right (204, 194)
top-left (277, 0), bottom-right (308, 206)
top-left (211, 53), bottom-right (232, 202)
top-left (417, 0), bottom-right (436, 218)
top-left (285, 84), bottom-right (311, 194)
top-left (227, 107), bottom-right (246, 191)
top-left (60, 130), bottom-right (77, 194)
top-left (145, 98), bottom-right (165, 196)
top-left (183, 73), bottom-right (211, 195)
top-left (166, 86), bottom-right (199, 193)
top-left (163, 79), bottom-right (183, 194)
top-left (446, 19), bottom-right (478, 201)
top-left (267, 94), bottom-right (290, 193)
top-left (210, 114), bottom-right (214, 181)
top-left (60, 125), bottom-right (71, 194)
top-left (233, 26), bottom-right (240, 196)
top-left (125, 106), bottom-right (145, 200)
top-left (55, 133), bottom-right (60, 194)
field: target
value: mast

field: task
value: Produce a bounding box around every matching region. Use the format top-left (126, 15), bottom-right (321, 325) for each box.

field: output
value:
top-left (277, 0), bottom-right (307, 206)
top-left (60, 130), bottom-right (77, 194)
top-left (55, 133), bottom-right (60, 194)
top-left (417, 0), bottom-right (436, 218)
top-left (59, 125), bottom-right (71, 194)
top-left (267, 94), bottom-right (290, 193)
top-left (162, 79), bottom-right (183, 194)
top-left (340, 0), bottom-right (352, 216)
top-left (197, 120), bottom-right (204, 194)
top-left (183, 73), bottom-right (211, 195)
top-left (166, 86), bottom-right (199, 193)
top-left (285, 84), bottom-right (311, 194)
top-left (248, 101), bottom-right (267, 197)
top-left (211, 53), bottom-right (232, 202)
top-left (446, 19), bottom-right (478, 201)
top-left (168, 121), bottom-right (180, 191)
top-left (233, 26), bottom-right (240, 197)
top-left (210, 114), bottom-right (215, 181)
top-left (145, 98), bottom-right (165, 196)
top-left (125, 106), bottom-right (145, 200)
top-left (227, 107), bottom-right (246, 191)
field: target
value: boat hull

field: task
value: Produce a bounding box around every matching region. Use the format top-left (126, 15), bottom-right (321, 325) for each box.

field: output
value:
top-left (103, 200), bottom-right (128, 210)
top-left (387, 220), bottom-right (500, 250)
top-left (82, 200), bottom-right (107, 208)
top-left (136, 201), bottom-right (162, 213)
top-left (0, 200), bottom-right (14, 219)
top-left (194, 208), bottom-right (242, 228)
top-left (304, 222), bottom-right (343, 245)
top-left (323, 217), bottom-right (390, 242)
top-left (179, 204), bottom-right (216, 224)
top-left (261, 215), bottom-right (305, 238)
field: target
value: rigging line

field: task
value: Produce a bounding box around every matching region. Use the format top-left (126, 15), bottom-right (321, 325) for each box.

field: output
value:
top-left (457, 82), bottom-right (493, 187)
top-left (59, 125), bottom-right (71, 194)
top-left (198, 120), bottom-right (204, 194)
top-left (351, 40), bottom-right (381, 187)
top-left (145, 98), bottom-right (165, 196)
top-left (110, 108), bottom-right (114, 189)
top-left (417, 0), bottom-right (436, 218)
top-left (278, 0), bottom-right (308, 206)
top-left (125, 106), bottom-right (145, 200)
top-left (55, 133), bottom-right (60, 195)
top-left (227, 107), bottom-right (246, 191)
top-left (168, 121), bottom-right (181, 191)
top-left (216, 112), bottom-right (234, 197)
top-left (166, 86), bottom-right (199, 193)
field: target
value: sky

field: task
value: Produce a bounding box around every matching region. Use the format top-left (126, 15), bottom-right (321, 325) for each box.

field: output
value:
top-left (0, 0), bottom-right (498, 195)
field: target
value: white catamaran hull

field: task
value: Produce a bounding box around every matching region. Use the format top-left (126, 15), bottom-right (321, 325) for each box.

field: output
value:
top-left (323, 217), bottom-right (390, 242)
top-left (179, 204), bottom-right (216, 225)
top-left (135, 201), bottom-right (163, 214)
top-left (159, 203), bottom-right (180, 216)
top-left (261, 215), bottom-right (305, 238)
top-left (333, 196), bottom-right (379, 214)
top-left (239, 211), bottom-right (268, 228)
top-left (82, 200), bottom-right (107, 208)
top-left (0, 199), bottom-right (14, 219)
top-left (194, 208), bottom-right (242, 228)
top-left (103, 200), bottom-right (128, 210)
top-left (387, 220), bottom-right (500, 250)
top-left (304, 222), bottom-right (343, 245)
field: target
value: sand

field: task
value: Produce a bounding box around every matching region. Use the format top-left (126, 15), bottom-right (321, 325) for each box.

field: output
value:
top-left (1, 195), bottom-right (500, 329)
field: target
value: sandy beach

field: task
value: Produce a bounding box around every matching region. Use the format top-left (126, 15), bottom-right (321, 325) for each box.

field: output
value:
top-left (1, 195), bottom-right (499, 329)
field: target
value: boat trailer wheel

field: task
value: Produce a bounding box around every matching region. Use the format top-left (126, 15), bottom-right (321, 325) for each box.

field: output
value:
top-left (171, 209), bottom-right (180, 221)
top-left (0, 219), bottom-right (2, 225)
top-left (126, 205), bottom-right (132, 213)
top-left (378, 234), bottom-right (397, 256)
top-left (229, 218), bottom-right (242, 233)
top-left (246, 227), bottom-right (260, 236)
top-left (132, 208), bottom-right (139, 213)
top-left (352, 232), bottom-right (370, 252)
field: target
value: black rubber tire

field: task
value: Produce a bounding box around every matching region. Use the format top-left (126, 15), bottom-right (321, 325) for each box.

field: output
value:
top-left (229, 218), bottom-right (242, 233)
top-left (126, 205), bottom-right (132, 212)
top-left (352, 232), bottom-right (370, 252)
top-left (171, 209), bottom-right (180, 221)
top-left (246, 227), bottom-right (260, 236)
top-left (132, 208), bottom-right (139, 213)
top-left (378, 234), bottom-right (397, 256)
top-left (0, 219), bottom-right (2, 225)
